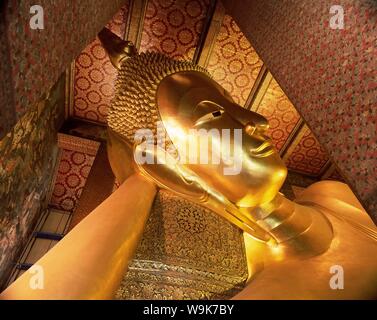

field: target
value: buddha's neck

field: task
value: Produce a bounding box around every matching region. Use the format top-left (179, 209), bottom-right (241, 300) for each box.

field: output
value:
top-left (240, 194), bottom-right (334, 258)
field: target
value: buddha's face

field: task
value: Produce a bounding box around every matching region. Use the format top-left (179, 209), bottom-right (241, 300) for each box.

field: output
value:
top-left (156, 71), bottom-right (287, 208)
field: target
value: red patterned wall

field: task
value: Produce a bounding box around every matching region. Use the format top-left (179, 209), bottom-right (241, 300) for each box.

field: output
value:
top-left (50, 150), bottom-right (96, 212)
top-left (140, 0), bottom-right (210, 60)
top-left (206, 15), bottom-right (263, 105)
top-left (222, 0), bottom-right (377, 221)
top-left (73, 3), bottom-right (129, 123)
top-left (256, 78), bottom-right (301, 151)
top-left (0, 0), bottom-right (125, 139)
top-left (50, 134), bottom-right (100, 212)
top-left (286, 126), bottom-right (329, 176)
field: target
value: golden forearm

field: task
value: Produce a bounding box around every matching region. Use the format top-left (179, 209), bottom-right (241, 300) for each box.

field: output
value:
top-left (0, 173), bottom-right (157, 300)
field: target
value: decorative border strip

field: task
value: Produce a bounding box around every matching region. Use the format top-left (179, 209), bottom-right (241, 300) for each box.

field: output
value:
top-left (129, 259), bottom-right (247, 286)
top-left (57, 133), bottom-right (100, 156)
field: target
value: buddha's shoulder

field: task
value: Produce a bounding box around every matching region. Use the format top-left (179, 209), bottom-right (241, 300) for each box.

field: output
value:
top-left (297, 180), bottom-right (362, 208)
top-left (296, 180), bottom-right (376, 229)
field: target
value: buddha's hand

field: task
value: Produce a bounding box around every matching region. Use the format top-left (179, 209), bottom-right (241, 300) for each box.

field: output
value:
top-left (134, 142), bottom-right (210, 202)
top-left (108, 128), bottom-right (208, 200)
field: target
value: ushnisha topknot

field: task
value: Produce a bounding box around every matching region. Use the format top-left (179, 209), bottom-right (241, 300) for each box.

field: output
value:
top-left (107, 51), bottom-right (210, 144)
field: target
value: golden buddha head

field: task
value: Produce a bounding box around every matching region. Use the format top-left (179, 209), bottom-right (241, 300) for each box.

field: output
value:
top-left (102, 29), bottom-right (286, 240)
top-left (107, 50), bottom-right (286, 206)
top-left (156, 70), bottom-right (287, 208)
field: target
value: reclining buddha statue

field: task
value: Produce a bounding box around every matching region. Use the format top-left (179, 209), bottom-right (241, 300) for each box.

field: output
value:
top-left (2, 28), bottom-right (377, 300)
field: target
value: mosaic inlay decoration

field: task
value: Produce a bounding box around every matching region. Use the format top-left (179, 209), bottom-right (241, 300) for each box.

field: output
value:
top-left (0, 75), bottom-right (65, 289)
top-left (117, 190), bottom-right (247, 300)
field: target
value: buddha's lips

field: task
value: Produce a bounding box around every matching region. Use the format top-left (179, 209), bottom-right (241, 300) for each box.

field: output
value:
top-left (250, 141), bottom-right (275, 158)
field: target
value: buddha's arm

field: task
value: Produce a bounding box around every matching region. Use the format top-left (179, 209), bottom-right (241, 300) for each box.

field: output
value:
top-left (0, 173), bottom-right (157, 300)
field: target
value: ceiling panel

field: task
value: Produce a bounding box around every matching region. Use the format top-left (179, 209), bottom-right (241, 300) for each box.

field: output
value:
top-left (140, 0), bottom-right (210, 60)
top-left (255, 77), bottom-right (301, 152)
top-left (206, 15), bottom-right (263, 105)
top-left (285, 125), bottom-right (329, 176)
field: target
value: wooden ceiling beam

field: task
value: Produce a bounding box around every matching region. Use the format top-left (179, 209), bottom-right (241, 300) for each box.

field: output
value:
top-left (245, 66), bottom-right (271, 111)
top-left (124, 0), bottom-right (148, 50)
top-left (197, 1), bottom-right (226, 68)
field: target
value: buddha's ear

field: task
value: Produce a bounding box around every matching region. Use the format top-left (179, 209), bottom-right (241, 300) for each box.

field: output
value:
top-left (134, 142), bottom-right (209, 201)
top-left (98, 27), bottom-right (137, 70)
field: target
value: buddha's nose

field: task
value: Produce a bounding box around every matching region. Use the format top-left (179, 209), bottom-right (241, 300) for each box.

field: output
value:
top-left (254, 120), bottom-right (269, 133)
top-left (227, 103), bottom-right (269, 134)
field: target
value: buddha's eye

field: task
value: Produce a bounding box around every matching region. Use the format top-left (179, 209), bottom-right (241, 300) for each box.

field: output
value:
top-left (194, 109), bottom-right (224, 126)
top-left (212, 110), bottom-right (222, 117)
